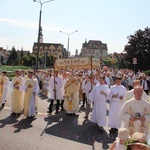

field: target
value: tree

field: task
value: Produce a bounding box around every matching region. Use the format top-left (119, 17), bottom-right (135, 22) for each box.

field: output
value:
top-left (20, 47), bottom-right (24, 58)
top-left (20, 54), bottom-right (36, 66)
top-left (27, 51), bottom-right (30, 56)
top-left (7, 46), bottom-right (18, 65)
top-left (124, 27), bottom-right (150, 71)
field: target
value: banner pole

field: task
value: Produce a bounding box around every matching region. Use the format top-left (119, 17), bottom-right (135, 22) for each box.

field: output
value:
top-left (53, 58), bottom-right (56, 101)
top-left (90, 54), bottom-right (93, 91)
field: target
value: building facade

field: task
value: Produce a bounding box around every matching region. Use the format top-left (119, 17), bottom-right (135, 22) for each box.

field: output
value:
top-left (32, 42), bottom-right (68, 59)
top-left (80, 40), bottom-right (108, 60)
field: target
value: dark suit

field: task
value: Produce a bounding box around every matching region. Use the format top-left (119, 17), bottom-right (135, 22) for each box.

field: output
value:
top-left (141, 79), bottom-right (150, 95)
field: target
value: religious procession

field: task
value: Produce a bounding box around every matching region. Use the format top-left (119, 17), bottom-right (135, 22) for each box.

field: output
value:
top-left (0, 57), bottom-right (150, 150)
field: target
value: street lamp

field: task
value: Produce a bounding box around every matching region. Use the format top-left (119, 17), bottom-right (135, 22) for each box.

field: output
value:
top-left (59, 30), bottom-right (78, 57)
top-left (33, 0), bottom-right (54, 70)
top-left (44, 47), bottom-right (47, 69)
top-left (133, 57), bottom-right (137, 74)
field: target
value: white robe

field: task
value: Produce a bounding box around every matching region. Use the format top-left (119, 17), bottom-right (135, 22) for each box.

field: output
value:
top-left (61, 78), bottom-right (68, 98)
top-left (11, 76), bottom-right (24, 113)
top-left (43, 76), bottom-right (51, 92)
top-left (89, 84), bottom-right (109, 127)
top-left (120, 98), bottom-right (150, 136)
top-left (115, 140), bottom-right (126, 150)
top-left (24, 78), bottom-right (39, 117)
top-left (108, 84), bottom-right (126, 128)
top-left (85, 81), bottom-right (97, 102)
top-left (49, 76), bottom-right (63, 100)
top-left (125, 89), bottom-right (148, 101)
top-left (1, 76), bottom-right (9, 104)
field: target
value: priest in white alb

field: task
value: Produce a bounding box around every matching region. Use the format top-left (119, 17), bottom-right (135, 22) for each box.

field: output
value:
top-left (108, 75), bottom-right (127, 134)
top-left (23, 70), bottom-right (39, 118)
top-left (11, 70), bottom-right (24, 115)
top-left (120, 85), bottom-right (150, 136)
top-left (125, 80), bottom-right (148, 101)
top-left (63, 72), bottom-right (80, 115)
top-left (0, 71), bottom-right (9, 108)
top-left (89, 75), bottom-right (109, 130)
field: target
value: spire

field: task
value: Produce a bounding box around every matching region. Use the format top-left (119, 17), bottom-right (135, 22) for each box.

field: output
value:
top-left (39, 25), bottom-right (43, 43)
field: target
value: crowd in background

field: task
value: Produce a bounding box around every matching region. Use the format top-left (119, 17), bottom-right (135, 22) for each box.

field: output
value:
top-left (0, 67), bottom-right (150, 150)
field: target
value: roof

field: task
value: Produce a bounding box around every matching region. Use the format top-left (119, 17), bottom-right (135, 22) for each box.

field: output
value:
top-left (82, 40), bottom-right (108, 50)
top-left (33, 42), bottom-right (63, 49)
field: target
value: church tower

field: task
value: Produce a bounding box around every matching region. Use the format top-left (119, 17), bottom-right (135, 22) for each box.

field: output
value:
top-left (75, 49), bottom-right (78, 56)
top-left (39, 26), bottom-right (43, 43)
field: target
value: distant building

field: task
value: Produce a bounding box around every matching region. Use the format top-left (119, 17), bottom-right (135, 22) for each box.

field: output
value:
top-left (80, 40), bottom-right (108, 60)
top-left (32, 43), bottom-right (68, 59)
top-left (33, 25), bottom-right (68, 59)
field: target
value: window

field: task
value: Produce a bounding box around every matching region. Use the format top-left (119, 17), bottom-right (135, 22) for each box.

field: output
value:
top-left (93, 43), bottom-right (98, 48)
top-left (100, 50), bottom-right (103, 54)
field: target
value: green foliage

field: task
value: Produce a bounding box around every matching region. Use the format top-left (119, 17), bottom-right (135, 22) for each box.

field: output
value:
top-left (20, 54), bottom-right (36, 66)
top-left (20, 48), bottom-right (24, 58)
top-left (39, 53), bottom-right (54, 68)
top-left (145, 70), bottom-right (150, 75)
top-left (124, 139), bottom-right (147, 148)
top-left (124, 27), bottom-right (150, 71)
top-left (0, 65), bottom-right (30, 71)
top-left (13, 57), bottom-right (20, 66)
top-left (7, 46), bottom-right (19, 65)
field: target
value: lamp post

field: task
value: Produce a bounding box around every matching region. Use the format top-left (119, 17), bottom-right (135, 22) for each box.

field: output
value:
top-left (133, 57), bottom-right (137, 74)
top-left (44, 47), bottom-right (47, 69)
top-left (59, 30), bottom-right (78, 57)
top-left (33, 0), bottom-right (54, 70)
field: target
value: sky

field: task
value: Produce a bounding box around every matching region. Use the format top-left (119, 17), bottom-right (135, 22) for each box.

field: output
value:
top-left (0, 0), bottom-right (150, 55)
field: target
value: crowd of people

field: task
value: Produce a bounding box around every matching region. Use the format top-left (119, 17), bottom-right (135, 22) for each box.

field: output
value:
top-left (0, 67), bottom-right (150, 149)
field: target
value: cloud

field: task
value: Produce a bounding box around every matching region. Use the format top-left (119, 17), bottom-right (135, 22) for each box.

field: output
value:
top-left (0, 18), bottom-right (65, 32)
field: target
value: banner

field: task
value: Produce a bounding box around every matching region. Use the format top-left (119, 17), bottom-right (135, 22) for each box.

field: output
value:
top-left (55, 57), bottom-right (100, 69)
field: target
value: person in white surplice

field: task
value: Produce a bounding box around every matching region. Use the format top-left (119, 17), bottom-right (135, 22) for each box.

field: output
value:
top-left (125, 80), bottom-right (148, 101)
top-left (84, 75), bottom-right (97, 119)
top-left (48, 69), bottom-right (63, 114)
top-left (0, 71), bottom-right (9, 108)
top-left (108, 75), bottom-right (127, 134)
top-left (120, 85), bottom-right (150, 136)
top-left (23, 70), bottom-right (39, 118)
top-left (89, 75), bottom-right (109, 130)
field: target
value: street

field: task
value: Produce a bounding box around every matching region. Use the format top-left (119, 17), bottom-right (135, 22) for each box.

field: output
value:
top-left (0, 82), bottom-right (116, 150)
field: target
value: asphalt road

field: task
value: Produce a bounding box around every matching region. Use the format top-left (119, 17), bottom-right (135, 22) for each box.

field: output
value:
top-left (0, 81), bottom-right (116, 150)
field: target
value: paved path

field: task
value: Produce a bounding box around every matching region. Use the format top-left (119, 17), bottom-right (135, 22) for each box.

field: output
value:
top-left (0, 81), bottom-right (117, 150)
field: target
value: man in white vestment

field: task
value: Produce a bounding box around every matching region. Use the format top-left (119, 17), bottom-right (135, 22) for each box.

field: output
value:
top-left (60, 71), bottom-right (69, 111)
top-left (63, 72), bottom-right (80, 115)
top-left (120, 85), bottom-right (150, 136)
top-left (21, 70), bottom-right (28, 81)
top-left (84, 75), bottom-right (97, 119)
top-left (24, 70), bottom-right (39, 118)
top-left (89, 76), bottom-right (109, 130)
top-left (43, 71), bottom-right (50, 96)
top-left (11, 70), bottom-right (24, 115)
top-left (108, 75), bottom-right (127, 134)
top-left (48, 69), bottom-right (63, 114)
top-left (125, 80), bottom-right (148, 101)
top-left (0, 71), bottom-right (9, 108)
